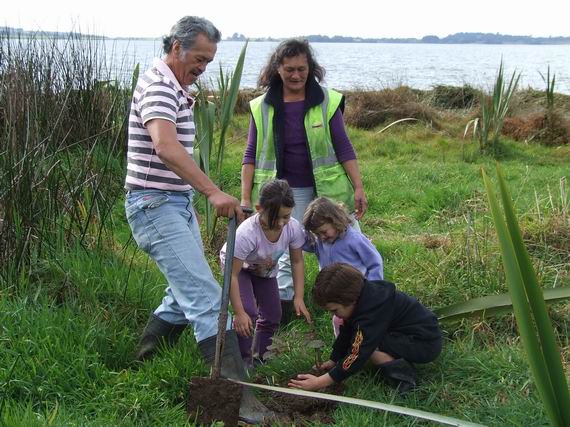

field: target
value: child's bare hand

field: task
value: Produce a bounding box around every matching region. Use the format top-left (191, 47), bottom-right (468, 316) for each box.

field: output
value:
top-left (293, 298), bottom-right (312, 323)
top-left (233, 312), bottom-right (253, 337)
top-left (288, 373), bottom-right (334, 391)
top-left (317, 360), bottom-right (335, 371)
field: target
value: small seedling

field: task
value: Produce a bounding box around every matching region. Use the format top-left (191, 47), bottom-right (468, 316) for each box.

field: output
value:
top-left (304, 327), bottom-right (325, 367)
top-left (262, 336), bottom-right (288, 360)
top-left (307, 339), bottom-right (325, 367)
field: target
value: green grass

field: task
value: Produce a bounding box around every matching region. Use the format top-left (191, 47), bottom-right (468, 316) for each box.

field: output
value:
top-left (1, 111), bottom-right (569, 425)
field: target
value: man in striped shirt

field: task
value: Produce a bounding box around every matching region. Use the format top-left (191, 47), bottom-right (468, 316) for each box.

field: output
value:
top-left (124, 16), bottom-right (271, 423)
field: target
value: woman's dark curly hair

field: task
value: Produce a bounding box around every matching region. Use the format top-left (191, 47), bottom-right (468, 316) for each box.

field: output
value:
top-left (257, 38), bottom-right (325, 89)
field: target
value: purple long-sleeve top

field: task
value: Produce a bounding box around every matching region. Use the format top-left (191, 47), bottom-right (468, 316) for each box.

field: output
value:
top-left (303, 226), bottom-right (384, 281)
top-left (242, 100), bottom-right (356, 188)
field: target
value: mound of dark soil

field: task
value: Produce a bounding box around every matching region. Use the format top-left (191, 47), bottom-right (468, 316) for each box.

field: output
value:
top-left (187, 377), bottom-right (242, 427)
top-left (260, 369), bottom-right (344, 426)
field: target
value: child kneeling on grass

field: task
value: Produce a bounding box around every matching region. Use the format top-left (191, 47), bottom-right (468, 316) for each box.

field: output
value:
top-left (289, 263), bottom-right (442, 393)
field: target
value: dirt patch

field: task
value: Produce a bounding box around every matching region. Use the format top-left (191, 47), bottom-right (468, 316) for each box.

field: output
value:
top-left (420, 234), bottom-right (451, 250)
top-left (260, 369), bottom-right (344, 426)
top-left (187, 377), bottom-right (242, 426)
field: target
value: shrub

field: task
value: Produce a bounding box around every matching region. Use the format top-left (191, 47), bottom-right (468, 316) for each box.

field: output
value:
top-left (234, 89), bottom-right (264, 115)
top-left (501, 113), bottom-right (570, 146)
top-left (501, 114), bottom-right (545, 142)
top-left (343, 86), bottom-right (439, 129)
top-left (430, 85), bottom-right (480, 109)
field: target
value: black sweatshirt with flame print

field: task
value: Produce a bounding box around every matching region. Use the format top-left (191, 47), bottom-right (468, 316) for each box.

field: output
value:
top-left (328, 280), bottom-right (441, 383)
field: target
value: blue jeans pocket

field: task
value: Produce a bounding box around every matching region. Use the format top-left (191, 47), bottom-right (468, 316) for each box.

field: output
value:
top-left (126, 192), bottom-right (169, 221)
top-left (126, 192), bottom-right (171, 253)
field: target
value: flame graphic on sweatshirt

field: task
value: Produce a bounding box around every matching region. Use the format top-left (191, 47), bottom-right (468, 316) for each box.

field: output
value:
top-left (342, 328), bottom-right (363, 370)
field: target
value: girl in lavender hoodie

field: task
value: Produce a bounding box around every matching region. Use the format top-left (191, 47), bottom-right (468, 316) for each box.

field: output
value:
top-left (303, 197), bottom-right (384, 336)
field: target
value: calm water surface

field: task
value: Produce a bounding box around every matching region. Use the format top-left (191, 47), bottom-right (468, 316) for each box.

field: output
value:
top-left (94, 39), bottom-right (570, 93)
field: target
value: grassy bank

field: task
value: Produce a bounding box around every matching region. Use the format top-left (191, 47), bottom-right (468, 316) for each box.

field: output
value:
top-left (1, 36), bottom-right (569, 426)
top-left (2, 118), bottom-right (568, 425)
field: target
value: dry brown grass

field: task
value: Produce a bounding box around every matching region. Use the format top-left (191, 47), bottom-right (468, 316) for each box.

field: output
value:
top-left (234, 88), bottom-right (264, 115)
top-left (420, 233), bottom-right (452, 250)
top-left (523, 214), bottom-right (570, 256)
top-left (343, 86), bottom-right (440, 129)
top-left (502, 112), bottom-right (570, 145)
top-left (231, 86), bottom-right (570, 145)
top-left (501, 114), bottom-right (546, 142)
top-left (428, 85), bottom-right (480, 110)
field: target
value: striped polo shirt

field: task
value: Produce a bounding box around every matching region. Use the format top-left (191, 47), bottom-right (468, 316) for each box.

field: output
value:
top-left (125, 58), bottom-right (195, 191)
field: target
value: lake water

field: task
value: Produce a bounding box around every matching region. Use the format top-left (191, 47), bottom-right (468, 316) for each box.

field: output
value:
top-left (95, 39), bottom-right (570, 94)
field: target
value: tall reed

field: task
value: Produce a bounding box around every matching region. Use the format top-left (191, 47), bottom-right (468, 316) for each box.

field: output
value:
top-left (0, 33), bottom-right (132, 285)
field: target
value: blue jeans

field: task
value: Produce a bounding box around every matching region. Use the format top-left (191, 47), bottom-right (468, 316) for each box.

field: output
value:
top-left (276, 187), bottom-right (361, 300)
top-left (125, 190), bottom-right (230, 342)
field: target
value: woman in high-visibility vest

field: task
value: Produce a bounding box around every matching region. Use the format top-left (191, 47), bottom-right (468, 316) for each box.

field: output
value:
top-left (240, 38), bottom-right (368, 324)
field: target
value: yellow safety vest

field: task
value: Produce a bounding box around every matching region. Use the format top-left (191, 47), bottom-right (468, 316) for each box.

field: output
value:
top-left (249, 87), bottom-right (354, 211)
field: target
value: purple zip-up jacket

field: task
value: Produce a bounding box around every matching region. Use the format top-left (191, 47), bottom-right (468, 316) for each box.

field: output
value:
top-left (303, 226), bottom-right (384, 281)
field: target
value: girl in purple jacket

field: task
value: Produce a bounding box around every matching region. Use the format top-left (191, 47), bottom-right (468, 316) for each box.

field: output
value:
top-left (303, 197), bottom-right (384, 336)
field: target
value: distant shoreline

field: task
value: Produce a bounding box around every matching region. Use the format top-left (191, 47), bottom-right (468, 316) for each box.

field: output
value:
top-left (228, 32), bottom-right (570, 45)
top-left (2, 27), bottom-right (570, 45)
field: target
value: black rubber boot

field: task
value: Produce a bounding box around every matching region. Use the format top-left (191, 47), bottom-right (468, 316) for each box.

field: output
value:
top-left (135, 314), bottom-right (187, 362)
top-left (198, 330), bottom-right (274, 425)
top-left (378, 358), bottom-right (418, 394)
top-left (279, 299), bottom-right (295, 327)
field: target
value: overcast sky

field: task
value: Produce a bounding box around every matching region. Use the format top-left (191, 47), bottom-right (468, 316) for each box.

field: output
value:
top-left (3, 0), bottom-right (569, 39)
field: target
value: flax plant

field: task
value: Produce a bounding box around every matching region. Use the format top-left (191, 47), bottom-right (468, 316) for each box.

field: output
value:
top-left (194, 41), bottom-right (247, 243)
top-left (539, 65), bottom-right (556, 112)
top-left (464, 62), bottom-right (520, 156)
top-left (482, 164), bottom-right (570, 427)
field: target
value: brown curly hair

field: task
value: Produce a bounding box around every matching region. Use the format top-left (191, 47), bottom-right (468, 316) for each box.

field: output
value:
top-left (303, 197), bottom-right (351, 235)
top-left (313, 263), bottom-right (364, 307)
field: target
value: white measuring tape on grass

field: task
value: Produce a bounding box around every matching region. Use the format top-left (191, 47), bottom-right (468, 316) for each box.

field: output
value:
top-left (231, 379), bottom-right (486, 427)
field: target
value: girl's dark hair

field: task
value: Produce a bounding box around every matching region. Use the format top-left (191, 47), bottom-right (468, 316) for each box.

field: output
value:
top-left (313, 263), bottom-right (364, 307)
top-left (257, 38), bottom-right (325, 89)
top-left (258, 179), bottom-right (295, 229)
top-left (303, 197), bottom-right (351, 235)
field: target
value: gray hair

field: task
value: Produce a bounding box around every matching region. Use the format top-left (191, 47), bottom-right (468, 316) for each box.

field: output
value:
top-left (162, 16), bottom-right (221, 54)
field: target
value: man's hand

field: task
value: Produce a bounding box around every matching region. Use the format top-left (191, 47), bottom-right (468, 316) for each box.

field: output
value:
top-left (207, 190), bottom-right (244, 221)
top-left (288, 373), bottom-right (334, 391)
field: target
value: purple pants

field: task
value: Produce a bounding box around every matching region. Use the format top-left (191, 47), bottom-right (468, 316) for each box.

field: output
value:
top-left (237, 269), bottom-right (282, 364)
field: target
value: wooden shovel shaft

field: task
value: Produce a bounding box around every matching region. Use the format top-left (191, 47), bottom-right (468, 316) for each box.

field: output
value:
top-left (212, 208), bottom-right (252, 379)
